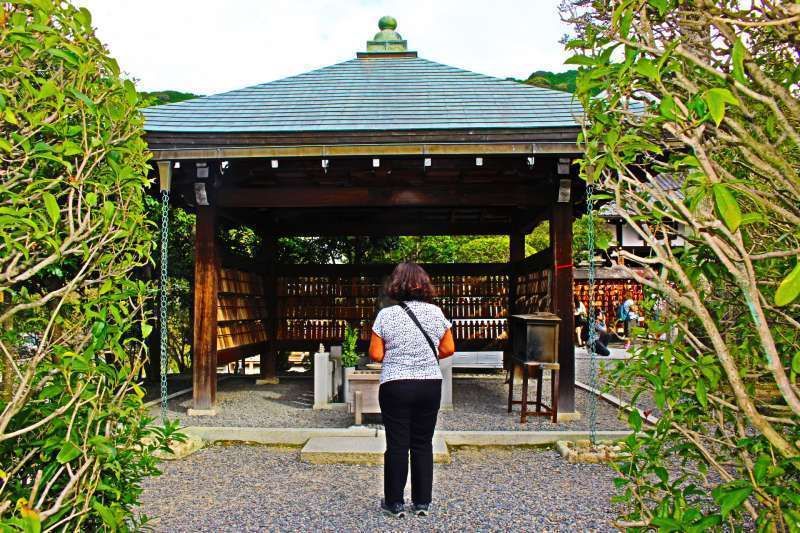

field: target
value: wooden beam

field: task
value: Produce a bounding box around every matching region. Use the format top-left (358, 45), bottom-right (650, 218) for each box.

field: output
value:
top-left (215, 185), bottom-right (552, 208)
top-left (507, 231), bottom-right (526, 370)
top-left (149, 142), bottom-right (582, 161)
top-left (261, 234), bottom-right (279, 382)
top-left (265, 220), bottom-right (513, 236)
top-left (192, 205), bottom-right (219, 411)
top-left (550, 203), bottom-right (575, 414)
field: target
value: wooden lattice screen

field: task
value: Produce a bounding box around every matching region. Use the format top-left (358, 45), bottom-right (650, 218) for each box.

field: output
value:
top-left (273, 264), bottom-right (509, 350)
top-left (513, 249), bottom-right (553, 314)
top-left (213, 261), bottom-right (561, 353)
top-left (217, 268), bottom-right (268, 354)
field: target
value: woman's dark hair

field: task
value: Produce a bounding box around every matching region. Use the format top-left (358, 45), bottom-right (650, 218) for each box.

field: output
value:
top-left (385, 262), bottom-right (436, 303)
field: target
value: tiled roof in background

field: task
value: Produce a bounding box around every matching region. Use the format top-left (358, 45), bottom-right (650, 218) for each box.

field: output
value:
top-left (142, 56), bottom-right (583, 133)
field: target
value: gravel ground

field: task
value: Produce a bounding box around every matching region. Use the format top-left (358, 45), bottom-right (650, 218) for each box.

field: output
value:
top-left (153, 376), bottom-right (629, 431)
top-left (575, 345), bottom-right (659, 416)
top-left (138, 445), bottom-right (621, 532)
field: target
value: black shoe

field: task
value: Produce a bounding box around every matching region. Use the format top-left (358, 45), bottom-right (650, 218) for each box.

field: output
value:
top-left (413, 503), bottom-right (430, 517)
top-left (381, 501), bottom-right (406, 518)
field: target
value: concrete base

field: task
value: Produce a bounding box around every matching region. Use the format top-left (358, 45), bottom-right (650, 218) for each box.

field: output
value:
top-left (437, 430), bottom-right (630, 447)
top-left (152, 434), bottom-right (205, 460)
top-left (185, 426), bottom-right (376, 446)
top-left (186, 408), bottom-right (217, 417)
top-left (256, 377), bottom-right (280, 385)
top-left (301, 435), bottom-right (450, 465)
top-left (181, 425), bottom-right (632, 450)
top-left (556, 411), bottom-right (582, 422)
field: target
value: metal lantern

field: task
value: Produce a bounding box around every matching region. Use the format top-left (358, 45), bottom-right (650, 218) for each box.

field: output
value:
top-left (510, 313), bottom-right (561, 363)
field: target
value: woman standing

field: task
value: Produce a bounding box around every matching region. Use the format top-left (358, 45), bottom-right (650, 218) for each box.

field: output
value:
top-left (369, 262), bottom-right (455, 518)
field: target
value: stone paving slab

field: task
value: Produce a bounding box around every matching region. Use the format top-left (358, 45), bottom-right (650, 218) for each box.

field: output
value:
top-left (300, 435), bottom-right (450, 464)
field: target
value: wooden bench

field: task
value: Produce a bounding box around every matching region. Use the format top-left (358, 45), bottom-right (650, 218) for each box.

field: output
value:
top-left (450, 351), bottom-right (504, 370)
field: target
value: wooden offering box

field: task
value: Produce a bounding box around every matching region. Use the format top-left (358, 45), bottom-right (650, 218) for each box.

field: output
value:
top-left (346, 370), bottom-right (382, 424)
top-left (510, 313), bottom-right (561, 363)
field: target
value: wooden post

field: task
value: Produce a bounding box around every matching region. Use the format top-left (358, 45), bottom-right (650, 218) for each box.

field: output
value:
top-left (260, 234), bottom-right (279, 383)
top-left (550, 203), bottom-right (575, 415)
top-left (506, 231), bottom-right (525, 369)
top-left (191, 205), bottom-right (219, 413)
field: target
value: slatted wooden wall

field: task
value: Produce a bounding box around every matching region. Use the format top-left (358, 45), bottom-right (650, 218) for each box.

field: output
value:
top-left (273, 264), bottom-right (509, 349)
top-left (512, 249), bottom-right (553, 314)
top-left (217, 268), bottom-right (268, 355)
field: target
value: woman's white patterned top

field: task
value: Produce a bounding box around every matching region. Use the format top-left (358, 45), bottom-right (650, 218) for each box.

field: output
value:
top-left (371, 300), bottom-right (452, 384)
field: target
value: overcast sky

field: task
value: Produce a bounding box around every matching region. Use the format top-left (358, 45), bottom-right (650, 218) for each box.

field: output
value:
top-left (75, 0), bottom-right (572, 96)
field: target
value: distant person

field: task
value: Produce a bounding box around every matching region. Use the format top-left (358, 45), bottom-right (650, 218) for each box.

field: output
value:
top-left (621, 292), bottom-right (639, 349)
top-left (573, 296), bottom-right (587, 347)
top-left (368, 262), bottom-right (455, 518)
top-left (582, 308), bottom-right (611, 357)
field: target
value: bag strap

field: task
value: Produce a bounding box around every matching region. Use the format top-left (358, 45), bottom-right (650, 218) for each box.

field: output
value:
top-left (398, 302), bottom-right (439, 363)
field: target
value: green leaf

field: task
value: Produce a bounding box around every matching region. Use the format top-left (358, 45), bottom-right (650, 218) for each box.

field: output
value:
top-left (648, 0), bottom-right (669, 16)
top-left (565, 54), bottom-right (597, 66)
top-left (703, 88), bottom-right (739, 126)
top-left (43, 193), bottom-right (60, 225)
top-left (739, 212), bottom-right (765, 225)
top-left (659, 94), bottom-right (677, 120)
top-left (141, 322), bottom-right (153, 338)
top-left (91, 501), bottom-right (119, 528)
top-left (68, 88), bottom-right (96, 111)
top-left (628, 408), bottom-right (642, 432)
top-left (731, 39), bottom-right (746, 84)
top-left (651, 516), bottom-right (683, 531)
top-left (37, 80), bottom-right (58, 101)
top-left (633, 58), bottom-right (659, 81)
top-left (717, 486), bottom-right (752, 518)
top-left (696, 379), bottom-right (707, 408)
top-left (0, 138), bottom-right (12, 153)
top-left (99, 279), bottom-right (113, 295)
top-left (792, 351), bottom-right (800, 374)
top-left (775, 261), bottom-right (800, 306)
top-left (56, 441), bottom-right (82, 464)
top-left (712, 184), bottom-right (741, 232)
top-left (753, 455), bottom-right (771, 483)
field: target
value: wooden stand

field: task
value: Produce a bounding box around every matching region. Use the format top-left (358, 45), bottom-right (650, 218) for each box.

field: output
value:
top-left (346, 370), bottom-right (381, 425)
top-left (507, 359), bottom-right (560, 423)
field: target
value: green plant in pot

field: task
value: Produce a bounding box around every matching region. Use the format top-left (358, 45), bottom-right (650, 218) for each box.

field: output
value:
top-left (341, 324), bottom-right (360, 368)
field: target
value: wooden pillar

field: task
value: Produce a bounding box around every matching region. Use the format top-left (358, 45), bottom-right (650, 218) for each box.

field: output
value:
top-left (261, 234), bottom-right (279, 383)
top-left (550, 203), bottom-right (575, 414)
top-left (506, 231), bottom-right (525, 369)
top-left (192, 205), bottom-right (219, 412)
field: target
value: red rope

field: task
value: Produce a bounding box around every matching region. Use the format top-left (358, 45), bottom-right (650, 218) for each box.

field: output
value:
top-left (555, 262), bottom-right (574, 270)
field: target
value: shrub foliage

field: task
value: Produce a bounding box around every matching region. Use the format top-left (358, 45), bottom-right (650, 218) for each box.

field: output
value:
top-left (563, 0), bottom-right (799, 530)
top-left (0, 1), bottom-right (169, 530)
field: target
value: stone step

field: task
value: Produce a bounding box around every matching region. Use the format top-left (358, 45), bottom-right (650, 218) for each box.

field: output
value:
top-left (300, 436), bottom-right (450, 465)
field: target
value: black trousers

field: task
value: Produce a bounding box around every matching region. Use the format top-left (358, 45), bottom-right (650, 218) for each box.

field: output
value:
top-left (378, 379), bottom-right (442, 506)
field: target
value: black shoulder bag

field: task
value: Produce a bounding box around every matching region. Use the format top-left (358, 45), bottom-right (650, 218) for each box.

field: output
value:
top-left (398, 302), bottom-right (439, 364)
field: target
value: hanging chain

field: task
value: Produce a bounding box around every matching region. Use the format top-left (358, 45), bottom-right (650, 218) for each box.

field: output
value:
top-left (585, 182), bottom-right (599, 445)
top-left (159, 190), bottom-right (170, 424)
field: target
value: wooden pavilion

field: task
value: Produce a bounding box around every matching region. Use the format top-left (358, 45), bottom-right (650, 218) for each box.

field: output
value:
top-left (144, 17), bottom-right (585, 418)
